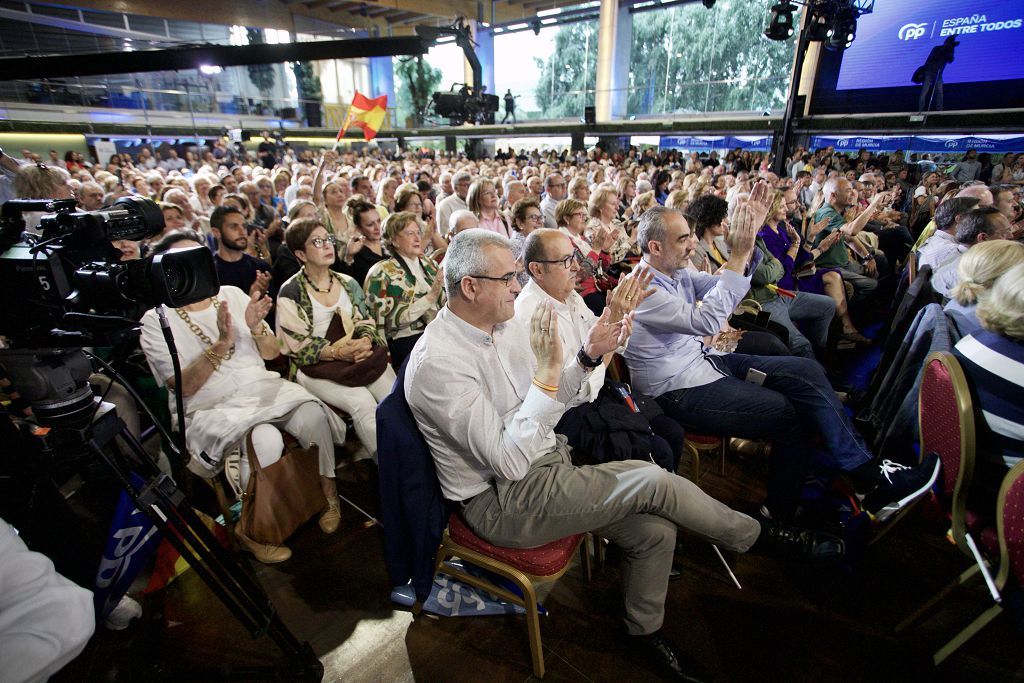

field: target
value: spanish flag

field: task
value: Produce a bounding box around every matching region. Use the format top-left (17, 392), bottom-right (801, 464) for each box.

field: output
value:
top-left (339, 91), bottom-right (388, 142)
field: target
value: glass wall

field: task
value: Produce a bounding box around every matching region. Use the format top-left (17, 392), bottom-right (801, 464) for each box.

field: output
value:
top-left (627, 0), bottom-right (797, 117)
top-left (494, 21), bottom-right (598, 121)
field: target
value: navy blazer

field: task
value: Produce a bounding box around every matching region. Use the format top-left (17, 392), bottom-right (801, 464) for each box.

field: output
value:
top-left (376, 363), bottom-right (447, 603)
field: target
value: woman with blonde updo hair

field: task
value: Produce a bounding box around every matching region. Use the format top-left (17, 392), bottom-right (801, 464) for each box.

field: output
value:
top-left (952, 262), bottom-right (1024, 509)
top-left (947, 240), bottom-right (1024, 335)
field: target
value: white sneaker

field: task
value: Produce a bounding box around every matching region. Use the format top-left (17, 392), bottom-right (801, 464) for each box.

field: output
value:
top-left (104, 594), bottom-right (142, 630)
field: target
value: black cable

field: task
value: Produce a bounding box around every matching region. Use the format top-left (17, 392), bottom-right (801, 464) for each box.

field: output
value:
top-left (82, 349), bottom-right (181, 461)
top-left (155, 305), bottom-right (189, 463)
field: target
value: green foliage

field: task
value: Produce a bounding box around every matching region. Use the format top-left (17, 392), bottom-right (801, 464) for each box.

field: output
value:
top-left (395, 56), bottom-right (442, 126)
top-left (292, 61), bottom-right (322, 101)
top-left (530, 0), bottom-right (796, 119)
top-left (245, 28), bottom-right (276, 97)
top-left (292, 61), bottom-right (323, 126)
top-left (628, 0), bottom-right (797, 116)
top-left (533, 22), bottom-right (598, 119)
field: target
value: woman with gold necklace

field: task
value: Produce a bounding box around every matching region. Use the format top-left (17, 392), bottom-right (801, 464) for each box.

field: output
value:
top-left (139, 229), bottom-right (348, 565)
top-left (276, 218), bottom-right (395, 462)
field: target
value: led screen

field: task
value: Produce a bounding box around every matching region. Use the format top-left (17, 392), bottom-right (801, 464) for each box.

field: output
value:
top-left (835, 0), bottom-right (1024, 91)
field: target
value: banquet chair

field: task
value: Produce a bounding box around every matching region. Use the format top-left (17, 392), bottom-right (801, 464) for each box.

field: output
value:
top-left (895, 352), bottom-right (1004, 663)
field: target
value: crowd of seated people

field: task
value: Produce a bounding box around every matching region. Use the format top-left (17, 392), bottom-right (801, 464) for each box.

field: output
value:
top-left (1, 138), bottom-right (1023, 680)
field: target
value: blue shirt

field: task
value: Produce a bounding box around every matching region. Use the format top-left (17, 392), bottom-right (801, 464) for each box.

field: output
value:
top-left (625, 256), bottom-right (757, 397)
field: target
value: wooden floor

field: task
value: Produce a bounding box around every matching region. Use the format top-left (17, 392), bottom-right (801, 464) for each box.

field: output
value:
top-left (56, 451), bottom-right (1024, 683)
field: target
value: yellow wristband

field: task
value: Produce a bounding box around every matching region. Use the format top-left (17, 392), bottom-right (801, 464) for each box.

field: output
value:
top-left (532, 377), bottom-right (559, 393)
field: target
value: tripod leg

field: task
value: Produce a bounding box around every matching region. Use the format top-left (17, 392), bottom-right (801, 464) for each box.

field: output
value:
top-left (88, 420), bottom-right (323, 681)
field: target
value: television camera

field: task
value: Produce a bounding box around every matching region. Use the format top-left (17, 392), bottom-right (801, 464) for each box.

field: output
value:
top-left (0, 198), bottom-right (323, 678)
top-left (417, 18), bottom-right (499, 125)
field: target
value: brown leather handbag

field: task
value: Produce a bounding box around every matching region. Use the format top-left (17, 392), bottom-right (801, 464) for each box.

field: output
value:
top-left (236, 430), bottom-right (325, 545)
top-left (300, 313), bottom-right (389, 386)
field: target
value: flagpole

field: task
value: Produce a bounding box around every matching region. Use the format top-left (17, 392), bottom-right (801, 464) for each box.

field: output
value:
top-left (332, 105), bottom-right (355, 152)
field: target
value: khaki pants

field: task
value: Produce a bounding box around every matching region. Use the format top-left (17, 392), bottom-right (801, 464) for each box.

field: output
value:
top-left (462, 439), bottom-right (760, 635)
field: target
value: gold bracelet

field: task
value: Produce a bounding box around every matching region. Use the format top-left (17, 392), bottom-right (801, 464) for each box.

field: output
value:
top-left (203, 349), bottom-right (221, 371)
top-left (532, 377), bottom-right (559, 393)
top-left (250, 322), bottom-right (271, 337)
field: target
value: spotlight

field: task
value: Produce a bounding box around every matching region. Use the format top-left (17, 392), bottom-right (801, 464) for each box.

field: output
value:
top-left (806, 11), bottom-right (835, 41)
top-left (763, 1), bottom-right (796, 41)
top-left (702, 0), bottom-right (716, 8)
top-left (827, 6), bottom-right (857, 50)
top-left (531, 19), bottom-right (541, 35)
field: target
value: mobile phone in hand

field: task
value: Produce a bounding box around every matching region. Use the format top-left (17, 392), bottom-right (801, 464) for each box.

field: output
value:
top-left (744, 368), bottom-right (767, 386)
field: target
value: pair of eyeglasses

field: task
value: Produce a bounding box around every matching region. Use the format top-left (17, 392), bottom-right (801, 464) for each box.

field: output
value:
top-left (532, 254), bottom-right (580, 270)
top-left (525, 213), bottom-right (544, 222)
top-left (469, 271), bottom-right (521, 287)
top-left (571, 211), bottom-right (587, 219)
top-left (308, 235), bottom-right (338, 248)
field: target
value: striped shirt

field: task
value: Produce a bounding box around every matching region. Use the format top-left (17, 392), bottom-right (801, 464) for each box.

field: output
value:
top-left (953, 331), bottom-right (1024, 467)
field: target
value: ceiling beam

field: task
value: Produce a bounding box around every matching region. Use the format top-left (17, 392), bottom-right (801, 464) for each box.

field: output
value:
top-left (0, 35), bottom-right (427, 79)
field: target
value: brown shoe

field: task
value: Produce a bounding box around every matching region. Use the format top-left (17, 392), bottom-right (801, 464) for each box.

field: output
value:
top-left (319, 497), bottom-right (341, 534)
top-left (235, 530), bottom-right (292, 564)
top-left (841, 330), bottom-right (872, 344)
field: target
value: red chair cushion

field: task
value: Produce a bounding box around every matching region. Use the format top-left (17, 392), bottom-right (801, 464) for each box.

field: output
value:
top-left (1003, 469), bottom-right (1024, 586)
top-left (687, 433), bottom-right (722, 446)
top-left (921, 359), bottom-right (962, 500)
top-left (447, 513), bottom-right (582, 578)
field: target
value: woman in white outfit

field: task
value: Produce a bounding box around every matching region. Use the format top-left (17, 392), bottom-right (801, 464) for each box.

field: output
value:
top-left (139, 230), bottom-right (348, 565)
top-left (276, 218), bottom-right (396, 461)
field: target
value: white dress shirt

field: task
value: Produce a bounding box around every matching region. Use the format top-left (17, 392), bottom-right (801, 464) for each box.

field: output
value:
top-left (405, 307), bottom-right (591, 501)
top-left (436, 193), bottom-right (468, 236)
top-left (514, 279), bottom-right (605, 408)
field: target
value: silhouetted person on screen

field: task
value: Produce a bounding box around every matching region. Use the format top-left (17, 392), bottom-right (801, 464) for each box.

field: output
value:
top-left (501, 89), bottom-right (517, 124)
top-left (914, 35), bottom-right (958, 113)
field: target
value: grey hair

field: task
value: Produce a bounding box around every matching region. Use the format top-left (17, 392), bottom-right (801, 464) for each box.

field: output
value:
top-left (452, 171), bottom-right (472, 186)
top-left (449, 209), bottom-right (477, 233)
top-left (636, 179), bottom-right (653, 194)
top-left (444, 229), bottom-right (512, 298)
top-left (822, 176), bottom-right (844, 202)
top-left (955, 206), bottom-right (1003, 244)
top-left (637, 205), bottom-right (680, 254)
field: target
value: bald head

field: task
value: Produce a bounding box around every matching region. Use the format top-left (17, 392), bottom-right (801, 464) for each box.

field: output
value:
top-left (523, 228), bottom-right (566, 275)
top-left (956, 184), bottom-right (993, 207)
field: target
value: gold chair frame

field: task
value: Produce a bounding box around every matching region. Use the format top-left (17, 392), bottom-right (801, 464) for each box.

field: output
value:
top-left (434, 529), bottom-right (591, 679)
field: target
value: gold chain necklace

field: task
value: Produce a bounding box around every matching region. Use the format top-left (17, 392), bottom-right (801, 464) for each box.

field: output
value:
top-left (175, 298), bottom-right (235, 360)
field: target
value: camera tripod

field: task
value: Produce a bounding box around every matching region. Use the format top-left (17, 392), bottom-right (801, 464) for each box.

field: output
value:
top-left (3, 348), bottom-right (324, 681)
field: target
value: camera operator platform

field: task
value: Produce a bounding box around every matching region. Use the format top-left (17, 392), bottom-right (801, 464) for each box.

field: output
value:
top-left (0, 196), bottom-right (324, 680)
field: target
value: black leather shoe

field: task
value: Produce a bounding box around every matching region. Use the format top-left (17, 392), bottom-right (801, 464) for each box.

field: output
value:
top-left (750, 520), bottom-right (845, 562)
top-left (630, 630), bottom-right (710, 682)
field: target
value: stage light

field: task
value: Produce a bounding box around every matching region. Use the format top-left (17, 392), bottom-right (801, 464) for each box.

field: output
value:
top-left (764, 2), bottom-right (796, 41)
top-left (806, 11), bottom-right (834, 41)
top-left (199, 64), bottom-right (222, 75)
top-left (702, 0), bottom-right (716, 8)
top-left (827, 6), bottom-right (857, 50)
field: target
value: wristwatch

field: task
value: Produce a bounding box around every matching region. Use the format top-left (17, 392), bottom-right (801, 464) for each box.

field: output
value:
top-left (859, 253), bottom-right (875, 265)
top-left (577, 346), bottom-right (602, 369)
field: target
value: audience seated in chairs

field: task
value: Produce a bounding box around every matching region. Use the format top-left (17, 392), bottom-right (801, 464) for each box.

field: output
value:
top-left (624, 195), bottom-right (941, 524)
top-left (276, 218), bottom-right (395, 463)
top-left (403, 228), bottom-right (845, 682)
top-left (513, 229), bottom-right (685, 470)
top-left (138, 230), bottom-right (347, 564)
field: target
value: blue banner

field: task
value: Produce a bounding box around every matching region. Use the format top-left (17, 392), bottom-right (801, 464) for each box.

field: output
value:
top-left (810, 135), bottom-right (914, 151)
top-left (93, 474), bottom-right (162, 621)
top-left (659, 136), bottom-right (726, 151)
top-left (811, 134), bottom-right (1024, 153)
top-left (909, 135), bottom-right (1024, 153)
top-left (725, 135), bottom-right (775, 151)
